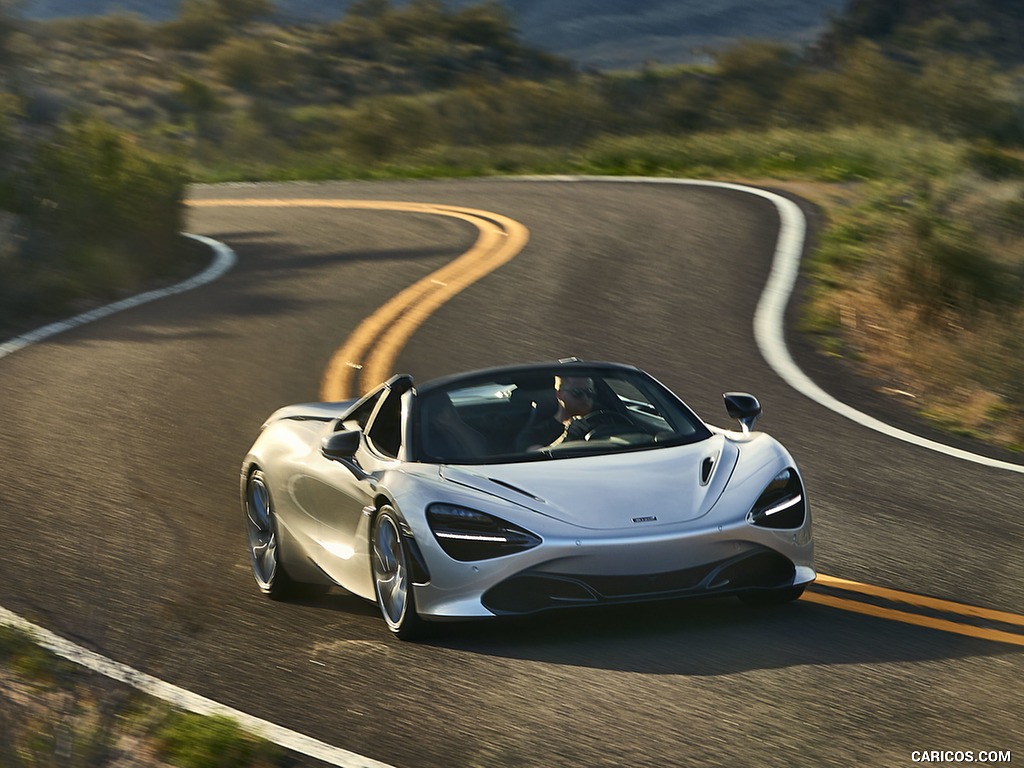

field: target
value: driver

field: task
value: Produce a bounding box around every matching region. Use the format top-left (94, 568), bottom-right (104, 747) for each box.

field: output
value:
top-left (548, 375), bottom-right (597, 446)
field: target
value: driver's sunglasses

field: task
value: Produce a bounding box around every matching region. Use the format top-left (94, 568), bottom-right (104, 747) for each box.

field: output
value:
top-left (567, 387), bottom-right (595, 399)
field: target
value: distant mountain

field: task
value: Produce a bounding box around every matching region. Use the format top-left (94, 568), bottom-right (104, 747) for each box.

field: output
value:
top-left (18, 0), bottom-right (851, 69)
top-left (496, 0), bottom-right (850, 69)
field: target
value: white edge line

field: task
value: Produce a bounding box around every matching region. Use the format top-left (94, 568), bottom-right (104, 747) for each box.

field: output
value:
top-left (0, 232), bottom-right (398, 768)
top-left (0, 607), bottom-right (395, 768)
top-left (0, 234), bottom-right (235, 361)
top-left (742, 182), bottom-right (1024, 475)
top-left (514, 175), bottom-right (1024, 474)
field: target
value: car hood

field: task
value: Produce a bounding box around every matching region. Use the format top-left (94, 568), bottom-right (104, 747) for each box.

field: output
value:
top-left (438, 435), bottom-right (739, 530)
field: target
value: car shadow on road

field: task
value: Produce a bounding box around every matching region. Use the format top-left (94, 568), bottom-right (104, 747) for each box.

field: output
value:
top-left (404, 595), bottom-right (1022, 675)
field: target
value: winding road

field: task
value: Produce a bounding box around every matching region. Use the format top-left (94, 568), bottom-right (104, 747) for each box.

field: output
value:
top-left (1, 178), bottom-right (1022, 767)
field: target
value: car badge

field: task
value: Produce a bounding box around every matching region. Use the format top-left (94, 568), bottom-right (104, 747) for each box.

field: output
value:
top-left (632, 515), bottom-right (658, 523)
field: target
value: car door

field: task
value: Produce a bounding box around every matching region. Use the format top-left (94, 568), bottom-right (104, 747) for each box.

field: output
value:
top-left (309, 383), bottom-right (407, 598)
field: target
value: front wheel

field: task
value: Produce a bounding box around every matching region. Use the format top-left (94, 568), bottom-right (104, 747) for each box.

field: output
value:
top-left (244, 469), bottom-right (296, 600)
top-left (372, 507), bottom-right (426, 640)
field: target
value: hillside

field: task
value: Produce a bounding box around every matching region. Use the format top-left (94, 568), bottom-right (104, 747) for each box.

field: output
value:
top-left (19, 0), bottom-right (850, 69)
top-left (820, 0), bottom-right (1024, 67)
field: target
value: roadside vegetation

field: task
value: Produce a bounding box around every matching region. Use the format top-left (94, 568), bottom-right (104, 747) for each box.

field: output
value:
top-left (0, 624), bottom-right (284, 767)
top-left (0, 0), bottom-right (1022, 759)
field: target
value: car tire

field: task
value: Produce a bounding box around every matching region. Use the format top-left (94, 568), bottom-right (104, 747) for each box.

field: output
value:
top-left (372, 506), bottom-right (426, 640)
top-left (739, 585), bottom-right (806, 606)
top-left (244, 468), bottom-right (297, 600)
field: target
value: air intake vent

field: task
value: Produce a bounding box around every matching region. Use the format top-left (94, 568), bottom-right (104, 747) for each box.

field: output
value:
top-left (700, 454), bottom-right (718, 485)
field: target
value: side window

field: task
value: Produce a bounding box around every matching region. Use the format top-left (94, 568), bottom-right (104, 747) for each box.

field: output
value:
top-left (366, 390), bottom-right (403, 458)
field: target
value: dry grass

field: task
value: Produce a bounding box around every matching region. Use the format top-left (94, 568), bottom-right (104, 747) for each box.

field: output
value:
top-left (0, 664), bottom-right (168, 767)
top-left (835, 288), bottom-right (1024, 447)
top-left (0, 658), bottom-right (283, 768)
top-left (788, 176), bottom-right (1024, 452)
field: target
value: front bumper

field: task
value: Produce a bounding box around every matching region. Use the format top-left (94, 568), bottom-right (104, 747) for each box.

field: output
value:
top-left (482, 547), bottom-right (808, 614)
top-left (410, 516), bottom-right (815, 619)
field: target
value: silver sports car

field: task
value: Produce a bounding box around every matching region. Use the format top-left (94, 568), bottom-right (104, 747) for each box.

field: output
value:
top-left (241, 360), bottom-right (815, 639)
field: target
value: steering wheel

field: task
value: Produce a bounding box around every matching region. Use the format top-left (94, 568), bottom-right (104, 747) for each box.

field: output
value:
top-left (575, 410), bottom-right (633, 441)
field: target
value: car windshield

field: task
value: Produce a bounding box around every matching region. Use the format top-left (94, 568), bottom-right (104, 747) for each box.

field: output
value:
top-left (413, 366), bottom-right (712, 464)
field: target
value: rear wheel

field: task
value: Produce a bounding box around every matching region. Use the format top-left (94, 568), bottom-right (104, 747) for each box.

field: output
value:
top-left (372, 507), bottom-right (426, 640)
top-left (244, 469), bottom-right (296, 600)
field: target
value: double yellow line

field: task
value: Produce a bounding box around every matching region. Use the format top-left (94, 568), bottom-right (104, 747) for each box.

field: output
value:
top-left (317, 203), bottom-right (528, 400)
top-left (805, 575), bottom-right (1024, 647)
top-left (189, 198), bottom-right (529, 400)
top-left (192, 196), bottom-right (1024, 647)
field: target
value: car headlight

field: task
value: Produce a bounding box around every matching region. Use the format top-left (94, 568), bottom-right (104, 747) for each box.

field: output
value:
top-left (427, 504), bottom-right (541, 562)
top-left (748, 468), bottom-right (806, 529)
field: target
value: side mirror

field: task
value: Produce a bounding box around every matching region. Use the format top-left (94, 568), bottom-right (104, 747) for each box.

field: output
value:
top-left (723, 392), bottom-right (761, 434)
top-left (321, 428), bottom-right (361, 459)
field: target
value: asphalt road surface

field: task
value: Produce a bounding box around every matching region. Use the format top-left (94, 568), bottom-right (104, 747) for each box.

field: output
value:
top-left (1, 178), bottom-right (1021, 767)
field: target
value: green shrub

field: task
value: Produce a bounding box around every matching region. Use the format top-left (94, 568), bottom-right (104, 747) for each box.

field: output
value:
top-left (325, 14), bottom-right (388, 59)
top-left (777, 70), bottom-right (845, 128)
top-left (431, 79), bottom-right (608, 147)
top-left (0, 624), bottom-right (75, 685)
top-left (343, 95), bottom-right (441, 161)
top-left (157, 712), bottom-right (282, 768)
top-left (902, 210), bottom-right (1016, 313)
top-left (176, 74), bottom-right (219, 111)
top-left (577, 126), bottom-right (964, 181)
top-left (213, 0), bottom-right (275, 25)
top-left (989, 320), bottom-right (1024, 407)
top-left (0, 93), bottom-right (21, 210)
top-left (155, 0), bottom-right (229, 50)
top-left (913, 55), bottom-right (1022, 141)
top-left (833, 41), bottom-right (914, 126)
top-left (23, 118), bottom-right (187, 304)
top-left (0, 0), bottom-right (20, 67)
top-left (0, 624), bottom-right (36, 663)
top-left (996, 193), bottom-right (1024, 235)
top-left (89, 12), bottom-right (152, 48)
top-left (710, 41), bottom-right (801, 126)
top-left (209, 37), bottom-right (299, 93)
top-left (967, 142), bottom-right (1024, 179)
top-left (450, 0), bottom-right (520, 53)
